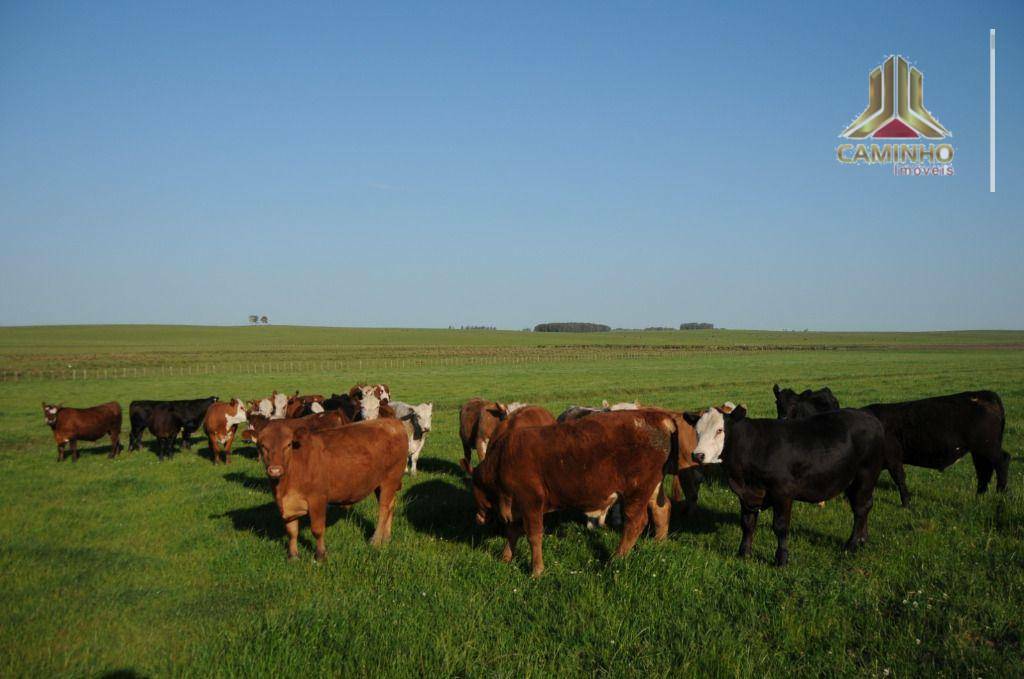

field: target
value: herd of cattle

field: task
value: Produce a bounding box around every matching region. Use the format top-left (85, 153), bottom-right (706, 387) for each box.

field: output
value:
top-left (40, 384), bottom-right (1010, 574)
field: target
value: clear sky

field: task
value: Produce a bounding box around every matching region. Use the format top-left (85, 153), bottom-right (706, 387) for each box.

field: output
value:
top-left (1, 1), bottom-right (1022, 330)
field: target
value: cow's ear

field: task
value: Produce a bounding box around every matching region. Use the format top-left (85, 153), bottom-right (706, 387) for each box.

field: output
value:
top-left (729, 405), bottom-right (747, 421)
top-left (682, 410), bottom-right (702, 426)
top-left (459, 458), bottom-right (473, 477)
top-left (772, 384), bottom-right (781, 397)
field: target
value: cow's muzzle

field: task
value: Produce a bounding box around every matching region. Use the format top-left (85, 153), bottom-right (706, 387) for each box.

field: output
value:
top-left (267, 465), bottom-right (284, 478)
top-left (693, 452), bottom-right (705, 464)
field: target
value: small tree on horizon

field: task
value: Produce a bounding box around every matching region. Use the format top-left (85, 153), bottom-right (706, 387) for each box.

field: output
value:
top-left (260, 315), bottom-right (269, 325)
top-left (248, 315), bottom-right (258, 325)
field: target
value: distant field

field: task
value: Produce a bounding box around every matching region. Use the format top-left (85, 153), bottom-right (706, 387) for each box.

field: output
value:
top-left (0, 326), bottom-right (1021, 676)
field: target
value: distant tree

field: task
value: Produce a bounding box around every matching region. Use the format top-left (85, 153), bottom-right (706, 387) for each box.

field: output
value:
top-left (248, 315), bottom-right (258, 325)
top-left (534, 322), bottom-right (611, 333)
top-left (260, 316), bottom-right (269, 325)
top-left (679, 322), bottom-right (714, 330)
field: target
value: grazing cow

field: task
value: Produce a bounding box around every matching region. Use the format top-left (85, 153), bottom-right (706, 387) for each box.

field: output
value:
top-left (42, 401), bottom-right (122, 461)
top-left (684, 405), bottom-right (886, 566)
top-left (258, 418), bottom-right (407, 561)
top-left (149, 406), bottom-right (182, 461)
top-left (203, 399), bottom-right (248, 465)
top-left (128, 397), bottom-right (218, 450)
top-left (466, 410), bottom-right (694, 577)
top-left (390, 401), bottom-right (434, 474)
top-left (773, 384), bottom-right (840, 420)
top-left (284, 393), bottom-right (325, 419)
top-left (863, 391), bottom-right (1010, 500)
top-left (556, 400), bottom-right (641, 422)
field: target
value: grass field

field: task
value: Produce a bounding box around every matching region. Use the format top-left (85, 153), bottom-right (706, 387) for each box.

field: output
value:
top-left (1, 326), bottom-right (1022, 676)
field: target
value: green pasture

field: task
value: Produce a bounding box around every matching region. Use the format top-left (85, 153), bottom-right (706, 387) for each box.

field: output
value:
top-left (0, 326), bottom-right (1021, 676)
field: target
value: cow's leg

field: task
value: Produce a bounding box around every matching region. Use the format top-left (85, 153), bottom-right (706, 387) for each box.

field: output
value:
top-left (209, 436), bottom-right (221, 465)
top-left (615, 494), bottom-right (651, 558)
top-left (737, 503), bottom-right (759, 558)
top-left (844, 475), bottom-right (875, 552)
top-left (677, 468), bottom-right (701, 516)
top-left (996, 450), bottom-right (1010, 492)
top-left (461, 443), bottom-right (473, 471)
top-left (410, 453), bottom-right (418, 476)
top-left (108, 430), bottom-right (119, 458)
top-left (971, 451), bottom-right (995, 495)
top-left (181, 427), bottom-right (193, 450)
top-left (224, 429), bottom-right (236, 465)
top-left (501, 522), bottom-right (522, 563)
top-left (129, 426), bottom-right (141, 451)
top-left (309, 500), bottom-right (328, 562)
top-left (57, 442), bottom-right (65, 462)
top-left (284, 518), bottom-right (300, 560)
top-left (524, 510), bottom-right (545, 577)
top-left (371, 481), bottom-right (400, 547)
top-left (71, 439), bottom-right (79, 462)
top-left (771, 498), bottom-right (793, 566)
top-left (889, 460), bottom-right (911, 507)
top-left (648, 483), bottom-right (671, 541)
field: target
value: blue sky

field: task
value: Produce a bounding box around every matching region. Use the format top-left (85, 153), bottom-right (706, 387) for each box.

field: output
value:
top-left (1, 1), bottom-right (1022, 330)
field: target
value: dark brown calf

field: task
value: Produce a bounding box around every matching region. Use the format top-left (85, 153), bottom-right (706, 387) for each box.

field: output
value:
top-left (459, 398), bottom-right (508, 467)
top-left (42, 401), bottom-right (122, 461)
top-left (284, 393), bottom-right (325, 419)
top-left (257, 418), bottom-right (407, 561)
top-left (149, 406), bottom-right (182, 461)
top-left (471, 409), bottom-right (696, 576)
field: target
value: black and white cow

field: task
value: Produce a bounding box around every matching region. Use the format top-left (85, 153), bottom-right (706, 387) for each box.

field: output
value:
top-left (684, 405), bottom-right (886, 566)
top-left (129, 397), bottom-right (218, 451)
top-left (389, 401), bottom-right (434, 474)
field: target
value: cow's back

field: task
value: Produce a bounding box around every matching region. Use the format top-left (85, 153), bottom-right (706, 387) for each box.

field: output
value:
top-left (304, 419), bottom-right (407, 504)
top-left (58, 402), bottom-right (121, 441)
top-left (863, 391), bottom-right (1004, 468)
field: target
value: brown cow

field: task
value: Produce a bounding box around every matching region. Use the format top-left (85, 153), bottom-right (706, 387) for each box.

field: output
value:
top-left (149, 406), bottom-right (182, 461)
top-left (42, 401), bottom-right (122, 461)
top-left (468, 409), bottom-right (696, 577)
top-left (459, 398), bottom-right (510, 466)
top-left (284, 392), bottom-right (325, 419)
top-left (241, 409), bottom-right (350, 446)
top-left (257, 418), bottom-right (407, 561)
top-left (203, 399), bottom-right (248, 465)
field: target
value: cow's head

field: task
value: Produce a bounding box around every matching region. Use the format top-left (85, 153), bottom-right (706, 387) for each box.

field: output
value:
top-left (359, 389), bottom-right (384, 420)
top-left (226, 398), bottom-right (247, 425)
top-left (683, 404), bottom-right (746, 464)
top-left (413, 403), bottom-right (433, 435)
top-left (258, 423), bottom-right (306, 479)
top-left (772, 384), bottom-right (801, 419)
top-left (42, 403), bottom-right (59, 427)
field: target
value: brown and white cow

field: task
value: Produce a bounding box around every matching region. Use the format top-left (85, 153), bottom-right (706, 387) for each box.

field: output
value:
top-left (467, 409), bottom-right (696, 576)
top-left (284, 392), bottom-right (325, 419)
top-left (352, 383), bottom-right (391, 420)
top-left (257, 418), bottom-right (407, 561)
top-left (203, 398), bottom-right (248, 465)
top-left (42, 401), bottom-right (122, 461)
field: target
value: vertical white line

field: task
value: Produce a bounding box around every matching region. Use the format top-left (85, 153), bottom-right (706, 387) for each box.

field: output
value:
top-left (990, 29), bottom-right (996, 193)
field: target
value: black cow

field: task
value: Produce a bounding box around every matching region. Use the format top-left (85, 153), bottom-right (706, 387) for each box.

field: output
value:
top-left (322, 392), bottom-right (361, 421)
top-left (128, 397), bottom-right (218, 451)
top-left (684, 405), bottom-right (886, 566)
top-left (864, 391), bottom-right (1010, 498)
top-left (773, 384), bottom-right (840, 419)
top-left (149, 406), bottom-right (182, 461)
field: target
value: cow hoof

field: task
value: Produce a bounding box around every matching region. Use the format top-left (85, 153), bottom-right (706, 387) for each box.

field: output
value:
top-left (774, 552), bottom-right (789, 567)
top-left (314, 551), bottom-right (327, 563)
top-left (287, 553), bottom-right (299, 562)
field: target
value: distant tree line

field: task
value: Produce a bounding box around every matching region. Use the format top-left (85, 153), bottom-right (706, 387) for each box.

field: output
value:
top-left (534, 322), bottom-right (611, 333)
top-left (248, 315), bottom-right (269, 325)
top-left (679, 322), bottom-right (714, 330)
top-left (454, 325), bottom-right (496, 331)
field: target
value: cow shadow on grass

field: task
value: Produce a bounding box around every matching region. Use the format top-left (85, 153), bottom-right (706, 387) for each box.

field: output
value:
top-left (223, 471), bottom-right (271, 494)
top-left (413, 456), bottom-right (464, 477)
top-left (216, 501), bottom-right (377, 549)
top-left (402, 478), bottom-right (483, 545)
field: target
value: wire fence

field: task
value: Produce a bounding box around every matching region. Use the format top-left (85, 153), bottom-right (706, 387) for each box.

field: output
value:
top-left (0, 348), bottom-right (667, 382)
